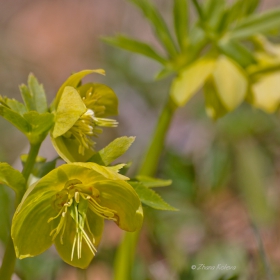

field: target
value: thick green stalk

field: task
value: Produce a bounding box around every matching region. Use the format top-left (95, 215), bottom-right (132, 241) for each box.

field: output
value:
top-left (114, 97), bottom-right (177, 280)
top-left (138, 97), bottom-right (177, 176)
top-left (0, 142), bottom-right (41, 280)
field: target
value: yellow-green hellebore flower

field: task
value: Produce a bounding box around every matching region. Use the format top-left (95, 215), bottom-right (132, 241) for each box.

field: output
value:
top-left (248, 38), bottom-right (280, 113)
top-left (51, 70), bottom-right (119, 162)
top-left (170, 56), bottom-right (248, 119)
top-left (11, 163), bottom-right (143, 269)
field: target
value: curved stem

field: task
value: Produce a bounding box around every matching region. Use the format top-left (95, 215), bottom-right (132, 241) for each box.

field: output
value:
top-left (114, 97), bottom-right (177, 280)
top-left (0, 142), bottom-right (42, 280)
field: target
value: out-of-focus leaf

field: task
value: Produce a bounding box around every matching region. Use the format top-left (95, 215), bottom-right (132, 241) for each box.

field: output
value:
top-left (251, 72), bottom-right (280, 113)
top-left (128, 0), bottom-right (178, 56)
top-left (130, 181), bottom-right (177, 211)
top-left (88, 136), bottom-right (135, 166)
top-left (0, 163), bottom-right (25, 195)
top-left (27, 74), bottom-right (48, 113)
top-left (222, 0), bottom-right (260, 29)
top-left (204, 0), bottom-right (226, 30)
top-left (0, 105), bottom-right (30, 134)
top-left (103, 35), bottom-right (167, 64)
top-left (154, 67), bottom-right (175, 80)
top-left (212, 56), bottom-right (248, 111)
top-left (218, 39), bottom-right (257, 67)
top-left (230, 8), bottom-right (280, 39)
top-left (170, 57), bottom-right (216, 106)
top-left (236, 140), bottom-right (274, 225)
top-left (135, 175), bottom-right (172, 188)
top-left (173, 0), bottom-right (188, 49)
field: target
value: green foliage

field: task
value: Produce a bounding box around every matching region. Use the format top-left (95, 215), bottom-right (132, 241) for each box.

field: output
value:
top-left (89, 136), bottom-right (135, 166)
top-left (130, 181), bottom-right (177, 211)
top-left (0, 163), bottom-right (26, 196)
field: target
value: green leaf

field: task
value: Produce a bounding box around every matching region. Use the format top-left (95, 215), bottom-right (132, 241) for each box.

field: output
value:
top-left (170, 57), bottom-right (216, 106)
top-left (129, 0), bottom-right (178, 56)
top-left (31, 158), bottom-right (58, 178)
top-left (103, 35), bottom-right (167, 64)
top-left (130, 181), bottom-right (177, 211)
top-left (0, 104), bottom-right (30, 134)
top-left (19, 84), bottom-right (36, 111)
top-left (52, 69), bottom-right (105, 110)
top-left (4, 98), bottom-right (27, 115)
top-left (204, 0), bottom-right (226, 30)
top-left (218, 39), bottom-right (257, 67)
top-left (28, 74), bottom-right (48, 113)
top-left (222, 0), bottom-right (260, 29)
top-left (23, 111), bottom-right (54, 136)
top-left (88, 136), bottom-right (135, 166)
top-left (0, 163), bottom-right (26, 195)
top-left (173, 0), bottom-right (188, 49)
top-left (52, 86), bottom-right (86, 138)
top-left (135, 175), bottom-right (172, 188)
top-left (230, 8), bottom-right (280, 39)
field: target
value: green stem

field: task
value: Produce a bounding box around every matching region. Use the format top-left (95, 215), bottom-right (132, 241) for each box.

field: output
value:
top-left (138, 97), bottom-right (177, 176)
top-left (0, 142), bottom-right (41, 280)
top-left (114, 97), bottom-right (177, 280)
top-left (21, 143), bottom-right (41, 182)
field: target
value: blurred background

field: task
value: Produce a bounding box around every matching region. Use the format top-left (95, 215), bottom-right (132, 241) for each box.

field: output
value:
top-left (1, 0), bottom-right (280, 279)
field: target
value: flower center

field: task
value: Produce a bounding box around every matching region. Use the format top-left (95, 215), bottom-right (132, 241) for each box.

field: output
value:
top-left (48, 179), bottom-right (117, 260)
top-left (64, 109), bottom-right (118, 155)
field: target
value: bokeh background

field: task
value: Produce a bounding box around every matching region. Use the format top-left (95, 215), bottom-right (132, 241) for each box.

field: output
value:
top-left (1, 0), bottom-right (280, 279)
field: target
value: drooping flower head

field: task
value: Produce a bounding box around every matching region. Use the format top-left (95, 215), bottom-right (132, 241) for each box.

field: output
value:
top-left (11, 163), bottom-right (143, 268)
top-left (51, 70), bottom-right (119, 162)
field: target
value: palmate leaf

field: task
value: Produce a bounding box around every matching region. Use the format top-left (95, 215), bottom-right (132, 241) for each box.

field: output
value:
top-left (103, 35), bottom-right (167, 64)
top-left (23, 111), bottom-right (54, 136)
top-left (88, 136), bottom-right (135, 166)
top-left (0, 104), bottom-right (30, 134)
top-left (230, 8), bottom-right (280, 39)
top-left (128, 0), bottom-right (178, 57)
top-left (130, 181), bottom-right (177, 211)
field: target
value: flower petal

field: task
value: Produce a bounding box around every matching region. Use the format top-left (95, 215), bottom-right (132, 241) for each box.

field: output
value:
top-left (251, 72), bottom-right (280, 112)
top-left (51, 135), bottom-right (95, 163)
top-left (54, 211), bottom-right (104, 269)
top-left (52, 87), bottom-right (86, 138)
top-left (94, 180), bottom-right (143, 232)
top-left (72, 162), bottom-right (129, 181)
top-left (52, 69), bottom-right (105, 110)
top-left (78, 83), bottom-right (118, 117)
top-left (12, 193), bottom-right (57, 259)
